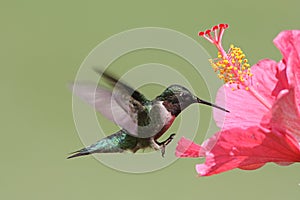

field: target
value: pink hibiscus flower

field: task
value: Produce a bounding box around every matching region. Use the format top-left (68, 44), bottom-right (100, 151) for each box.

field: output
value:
top-left (176, 24), bottom-right (300, 176)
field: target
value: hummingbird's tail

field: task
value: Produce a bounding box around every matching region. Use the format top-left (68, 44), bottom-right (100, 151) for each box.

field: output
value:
top-left (67, 130), bottom-right (138, 159)
top-left (67, 148), bottom-right (92, 159)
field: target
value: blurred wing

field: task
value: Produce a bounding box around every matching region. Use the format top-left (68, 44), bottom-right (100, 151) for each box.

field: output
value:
top-left (93, 68), bottom-right (149, 105)
top-left (70, 83), bottom-right (152, 137)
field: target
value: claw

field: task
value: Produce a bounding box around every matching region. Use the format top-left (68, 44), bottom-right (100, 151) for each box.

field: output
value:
top-left (161, 145), bottom-right (166, 157)
top-left (156, 133), bottom-right (176, 157)
top-left (163, 133), bottom-right (175, 146)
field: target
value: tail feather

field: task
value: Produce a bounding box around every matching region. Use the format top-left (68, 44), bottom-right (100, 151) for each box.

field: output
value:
top-left (67, 148), bottom-right (91, 159)
top-left (67, 130), bottom-right (137, 159)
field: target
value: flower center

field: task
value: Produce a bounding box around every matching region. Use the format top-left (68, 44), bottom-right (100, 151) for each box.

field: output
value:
top-left (199, 24), bottom-right (272, 109)
top-left (209, 45), bottom-right (252, 90)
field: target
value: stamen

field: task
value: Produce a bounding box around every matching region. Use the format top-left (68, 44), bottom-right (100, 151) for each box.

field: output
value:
top-left (198, 24), bottom-right (272, 109)
top-left (211, 45), bottom-right (253, 90)
top-left (198, 24), bottom-right (252, 90)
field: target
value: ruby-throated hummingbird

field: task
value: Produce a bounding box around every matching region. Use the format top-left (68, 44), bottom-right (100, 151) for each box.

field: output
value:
top-left (67, 69), bottom-right (228, 159)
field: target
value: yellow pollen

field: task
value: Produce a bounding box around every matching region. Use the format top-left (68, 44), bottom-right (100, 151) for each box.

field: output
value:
top-left (209, 44), bottom-right (253, 91)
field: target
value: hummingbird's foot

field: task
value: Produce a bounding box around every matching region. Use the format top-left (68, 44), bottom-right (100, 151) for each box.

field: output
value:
top-left (156, 133), bottom-right (176, 157)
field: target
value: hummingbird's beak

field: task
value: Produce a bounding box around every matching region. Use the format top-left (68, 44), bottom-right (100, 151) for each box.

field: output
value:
top-left (196, 97), bottom-right (229, 113)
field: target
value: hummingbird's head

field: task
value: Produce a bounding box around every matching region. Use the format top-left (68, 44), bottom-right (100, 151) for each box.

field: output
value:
top-left (157, 84), bottom-right (228, 116)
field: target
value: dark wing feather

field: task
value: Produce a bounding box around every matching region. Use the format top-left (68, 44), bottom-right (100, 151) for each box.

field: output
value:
top-left (93, 68), bottom-right (149, 105)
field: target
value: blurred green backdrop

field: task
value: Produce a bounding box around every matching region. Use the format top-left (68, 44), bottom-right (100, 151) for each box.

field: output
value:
top-left (1, 0), bottom-right (300, 199)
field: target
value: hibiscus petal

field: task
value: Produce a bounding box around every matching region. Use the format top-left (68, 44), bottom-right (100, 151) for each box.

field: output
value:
top-left (273, 30), bottom-right (300, 68)
top-left (271, 87), bottom-right (300, 141)
top-left (274, 30), bottom-right (300, 108)
top-left (272, 60), bottom-right (289, 97)
top-left (238, 163), bottom-right (265, 170)
top-left (214, 59), bottom-right (278, 130)
top-left (175, 137), bottom-right (201, 157)
top-left (193, 127), bottom-right (300, 176)
top-left (287, 50), bottom-right (300, 112)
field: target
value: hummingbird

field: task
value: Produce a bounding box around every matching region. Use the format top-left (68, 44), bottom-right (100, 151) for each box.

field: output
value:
top-left (67, 69), bottom-right (228, 159)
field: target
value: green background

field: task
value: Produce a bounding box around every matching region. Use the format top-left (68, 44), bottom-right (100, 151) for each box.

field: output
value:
top-left (1, 0), bottom-right (300, 199)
